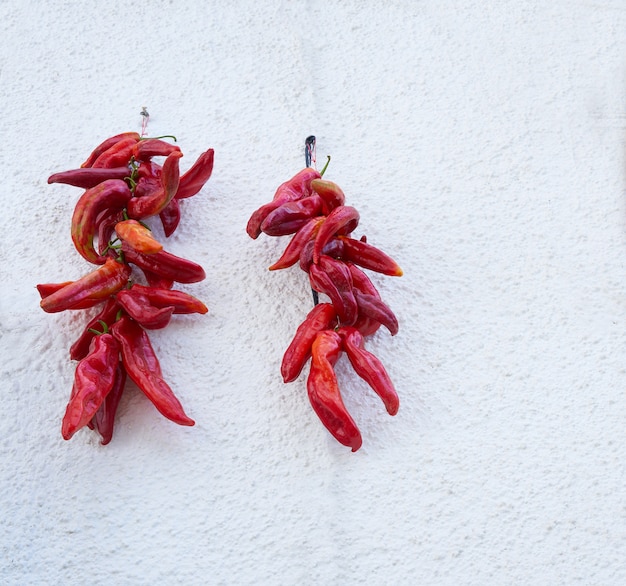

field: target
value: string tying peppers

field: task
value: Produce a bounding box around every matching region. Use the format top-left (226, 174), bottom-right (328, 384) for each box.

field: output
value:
top-left (246, 137), bottom-right (402, 451)
top-left (39, 127), bottom-right (214, 444)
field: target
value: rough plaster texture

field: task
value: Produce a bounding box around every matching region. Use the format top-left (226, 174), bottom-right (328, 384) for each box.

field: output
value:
top-left (2, 1), bottom-right (626, 584)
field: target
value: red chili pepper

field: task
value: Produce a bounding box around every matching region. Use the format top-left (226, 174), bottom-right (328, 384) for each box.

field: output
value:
top-left (339, 326), bottom-right (399, 416)
top-left (127, 284), bottom-right (208, 314)
top-left (310, 178), bottom-right (345, 214)
top-left (246, 167), bottom-right (321, 239)
top-left (307, 330), bottom-right (362, 452)
top-left (309, 256), bottom-right (358, 325)
top-left (127, 151), bottom-right (183, 219)
top-left (354, 290), bottom-right (399, 336)
top-left (298, 237), bottom-right (344, 273)
top-left (132, 139), bottom-right (181, 161)
top-left (338, 236), bottom-right (403, 276)
top-left (96, 209), bottom-right (125, 257)
top-left (115, 219), bottom-right (163, 254)
top-left (71, 179), bottom-right (132, 264)
top-left (175, 148), bottom-right (215, 199)
top-left (69, 298), bottom-right (121, 361)
top-left (81, 132), bottom-right (140, 168)
top-left (346, 264), bottom-right (382, 336)
top-left (48, 167), bottom-right (131, 189)
top-left (312, 205), bottom-right (360, 264)
top-left (116, 289), bottom-right (175, 330)
top-left (121, 242), bottom-right (206, 284)
top-left (260, 195), bottom-right (324, 237)
top-left (36, 282), bottom-right (101, 310)
top-left (61, 333), bottom-right (121, 440)
top-left (89, 361), bottom-right (127, 445)
top-left (39, 258), bottom-right (132, 313)
top-left (92, 136), bottom-right (140, 169)
top-left (268, 216), bottom-right (325, 271)
top-left (281, 303), bottom-right (338, 383)
top-left (159, 198), bottom-right (181, 237)
top-left (110, 316), bottom-right (194, 426)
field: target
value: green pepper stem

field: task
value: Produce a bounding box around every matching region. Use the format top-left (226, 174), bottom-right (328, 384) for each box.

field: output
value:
top-left (319, 155), bottom-right (331, 177)
top-left (140, 135), bottom-right (178, 142)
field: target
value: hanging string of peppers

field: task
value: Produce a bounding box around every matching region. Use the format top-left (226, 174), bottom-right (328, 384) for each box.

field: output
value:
top-left (38, 117), bottom-right (214, 444)
top-left (246, 137), bottom-right (402, 451)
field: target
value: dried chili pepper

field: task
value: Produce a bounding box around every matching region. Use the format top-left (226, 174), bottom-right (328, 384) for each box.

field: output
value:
top-left (111, 316), bottom-right (194, 426)
top-left (39, 258), bottom-right (131, 313)
top-left (311, 178), bottom-right (345, 214)
top-left (268, 216), bottom-right (325, 271)
top-left (121, 242), bottom-right (206, 284)
top-left (175, 148), bottom-right (215, 199)
top-left (132, 138), bottom-right (181, 161)
top-left (91, 136), bottom-right (140, 168)
top-left (312, 205), bottom-right (360, 264)
top-left (354, 290), bottom-right (399, 336)
top-left (260, 195), bottom-right (324, 237)
top-left (81, 132), bottom-right (140, 168)
top-left (308, 257), bottom-right (358, 325)
top-left (61, 333), bottom-right (121, 440)
top-left (115, 219), bottom-right (163, 254)
top-left (69, 298), bottom-right (121, 361)
top-left (48, 167), bottom-right (131, 189)
top-left (71, 179), bottom-right (132, 264)
top-left (159, 198), bottom-right (181, 237)
top-left (89, 361), bottom-right (126, 445)
top-left (281, 303), bottom-right (337, 383)
top-left (337, 236), bottom-right (403, 276)
top-left (307, 330), bottom-right (362, 452)
top-left (339, 326), bottom-right (399, 416)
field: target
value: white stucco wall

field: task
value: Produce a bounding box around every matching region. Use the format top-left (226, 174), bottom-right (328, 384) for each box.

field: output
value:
top-left (2, 1), bottom-right (626, 584)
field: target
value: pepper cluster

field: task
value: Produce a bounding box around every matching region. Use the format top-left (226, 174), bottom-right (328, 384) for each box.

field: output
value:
top-left (38, 132), bottom-right (214, 444)
top-left (247, 166), bottom-right (402, 451)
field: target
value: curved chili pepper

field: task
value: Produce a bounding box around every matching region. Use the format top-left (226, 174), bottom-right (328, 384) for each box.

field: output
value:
top-left (48, 167), bottom-right (131, 189)
top-left (116, 289), bottom-right (175, 330)
top-left (71, 179), bottom-right (132, 264)
top-left (246, 167), bottom-right (321, 239)
top-left (92, 136), bottom-right (140, 169)
top-left (354, 290), bottom-right (399, 336)
top-left (40, 258), bottom-right (132, 313)
top-left (307, 330), bottom-right (362, 452)
top-left (69, 298), bottom-right (121, 361)
top-left (309, 256), bottom-right (358, 325)
top-left (346, 263), bottom-right (382, 336)
top-left (127, 151), bottom-right (183, 219)
top-left (61, 333), bottom-right (121, 440)
top-left (298, 237), bottom-right (344, 273)
top-left (115, 219), bottom-right (163, 254)
top-left (175, 148), bottom-right (215, 199)
top-left (90, 361), bottom-right (126, 445)
top-left (338, 236), bottom-right (403, 276)
top-left (132, 139), bottom-right (181, 161)
top-left (268, 216), bottom-right (325, 271)
top-left (126, 284), bottom-right (208, 314)
top-left (81, 132), bottom-right (140, 168)
top-left (339, 326), bottom-right (399, 416)
top-left (110, 316), bottom-right (194, 426)
top-left (96, 208), bottom-right (125, 257)
top-left (310, 178), bottom-right (345, 214)
top-left (281, 303), bottom-right (337, 383)
top-left (260, 195), bottom-right (324, 237)
top-left (312, 206), bottom-right (360, 264)
top-left (159, 198), bottom-right (181, 237)
top-left (121, 242), bottom-right (206, 284)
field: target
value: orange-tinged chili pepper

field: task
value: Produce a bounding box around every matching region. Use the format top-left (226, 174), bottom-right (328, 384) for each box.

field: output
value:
top-left (115, 219), bottom-right (163, 254)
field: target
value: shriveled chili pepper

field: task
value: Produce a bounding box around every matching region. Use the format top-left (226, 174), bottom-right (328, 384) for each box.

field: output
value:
top-left (337, 236), bottom-right (403, 276)
top-left (115, 219), bottom-right (163, 254)
top-left (346, 263), bottom-right (383, 336)
top-left (71, 179), bottom-right (132, 264)
top-left (69, 298), bottom-right (121, 361)
top-left (298, 237), bottom-right (345, 273)
top-left (309, 256), bottom-right (358, 325)
top-left (111, 316), bottom-right (194, 426)
top-left (116, 289), bottom-right (175, 329)
top-left (92, 136), bottom-right (140, 169)
top-left (339, 326), bottom-right (399, 416)
top-left (313, 205), bottom-right (360, 264)
top-left (307, 330), bottom-right (362, 452)
top-left (281, 303), bottom-right (338, 383)
top-left (40, 259), bottom-right (132, 313)
top-left (81, 132), bottom-right (140, 168)
top-left (260, 195), bottom-right (324, 237)
top-left (125, 284), bottom-right (208, 314)
top-left (127, 151), bottom-right (183, 219)
top-left (61, 333), bottom-right (121, 440)
top-left (132, 138), bottom-right (181, 161)
top-left (121, 242), bottom-right (206, 284)
top-left (268, 216), bottom-right (325, 271)
top-left (175, 148), bottom-right (215, 199)
top-left (89, 361), bottom-right (126, 445)
top-left (247, 167), bottom-right (321, 239)
top-left (354, 290), bottom-right (399, 336)
top-left (310, 178), bottom-right (345, 214)
top-left (48, 167), bottom-right (131, 189)
top-left (159, 198), bottom-right (181, 237)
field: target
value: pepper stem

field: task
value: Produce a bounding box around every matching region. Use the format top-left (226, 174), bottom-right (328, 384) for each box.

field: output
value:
top-left (319, 155), bottom-right (331, 177)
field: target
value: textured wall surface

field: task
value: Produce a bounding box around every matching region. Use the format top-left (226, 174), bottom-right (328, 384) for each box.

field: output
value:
top-left (2, 1), bottom-right (626, 584)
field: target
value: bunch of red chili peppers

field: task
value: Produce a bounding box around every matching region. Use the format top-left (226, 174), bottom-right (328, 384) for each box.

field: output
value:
top-left (38, 131), bottom-right (214, 444)
top-left (247, 149), bottom-right (402, 451)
